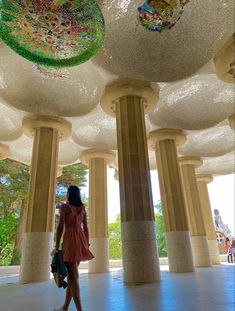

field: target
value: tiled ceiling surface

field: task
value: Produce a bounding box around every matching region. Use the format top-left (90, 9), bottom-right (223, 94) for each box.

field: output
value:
top-left (0, 1), bottom-right (234, 175)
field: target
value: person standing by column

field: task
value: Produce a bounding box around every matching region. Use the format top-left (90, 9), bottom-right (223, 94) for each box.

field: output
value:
top-left (53, 185), bottom-right (94, 311)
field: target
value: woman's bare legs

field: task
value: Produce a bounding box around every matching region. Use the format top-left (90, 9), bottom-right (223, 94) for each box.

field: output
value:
top-left (64, 262), bottom-right (83, 311)
top-left (62, 275), bottom-right (72, 311)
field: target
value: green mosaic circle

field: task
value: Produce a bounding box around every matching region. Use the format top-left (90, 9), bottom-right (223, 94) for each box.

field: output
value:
top-left (0, 0), bottom-right (105, 67)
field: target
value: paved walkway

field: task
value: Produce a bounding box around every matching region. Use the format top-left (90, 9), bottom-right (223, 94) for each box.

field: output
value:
top-left (0, 264), bottom-right (234, 311)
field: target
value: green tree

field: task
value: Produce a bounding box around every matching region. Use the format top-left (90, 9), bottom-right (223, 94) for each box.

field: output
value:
top-left (108, 201), bottom-right (167, 260)
top-left (0, 159), bottom-right (88, 265)
top-left (155, 201), bottom-right (167, 257)
top-left (0, 212), bottom-right (18, 265)
top-left (56, 162), bottom-right (88, 203)
top-left (108, 215), bottom-right (122, 259)
top-left (0, 159), bottom-right (30, 265)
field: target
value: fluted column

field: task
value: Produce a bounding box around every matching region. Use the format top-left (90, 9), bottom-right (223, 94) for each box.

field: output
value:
top-left (0, 143), bottom-right (11, 160)
top-left (196, 174), bottom-right (220, 265)
top-left (179, 156), bottom-right (211, 267)
top-left (148, 129), bottom-right (194, 273)
top-left (81, 149), bottom-right (115, 273)
top-left (229, 114), bottom-right (235, 130)
top-left (101, 80), bottom-right (160, 284)
top-left (20, 115), bottom-right (71, 283)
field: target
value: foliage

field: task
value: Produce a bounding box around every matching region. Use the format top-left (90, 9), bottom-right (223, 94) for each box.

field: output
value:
top-left (56, 163), bottom-right (88, 204)
top-left (0, 159), bottom-right (30, 217)
top-left (0, 212), bottom-right (17, 265)
top-left (108, 202), bottom-right (167, 260)
top-left (0, 159), bottom-right (30, 265)
top-left (108, 215), bottom-right (122, 259)
top-left (155, 201), bottom-right (167, 257)
top-left (0, 159), bottom-right (88, 266)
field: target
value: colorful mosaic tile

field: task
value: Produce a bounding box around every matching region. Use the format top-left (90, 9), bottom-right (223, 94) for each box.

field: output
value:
top-left (0, 0), bottom-right (105, 67)
top-left (35, 64), bottom-right (69, 79)
top-left (138, 0), bottom-right (189, 32)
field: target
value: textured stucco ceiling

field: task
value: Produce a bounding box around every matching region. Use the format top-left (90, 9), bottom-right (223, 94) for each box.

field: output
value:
top-left (0, 2), bottom-right (234, 176)
top-left (149, 74), bottom-right (235, 130)
top-left (0, 45), bottom-right (106, 117)
top-left (94, 0), bottom-right (234, 82)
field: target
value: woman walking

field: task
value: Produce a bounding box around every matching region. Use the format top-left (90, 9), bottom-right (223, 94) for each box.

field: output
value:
top-left (53, 185), bottom-right (94, 311)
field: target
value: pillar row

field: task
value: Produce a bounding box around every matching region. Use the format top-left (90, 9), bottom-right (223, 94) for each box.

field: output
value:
top-left (179, 156), bottom-right (211, 268)
top-left (148, 129), bottom-right (194, 273)
top-left (81, 149), bottom-right (115, 274)
top-left (101, 80), bottom-right (160, 284)
top-left (196, 174), bottom-right (220, 265)
top-left (20, 115), bottom-right (71, 283)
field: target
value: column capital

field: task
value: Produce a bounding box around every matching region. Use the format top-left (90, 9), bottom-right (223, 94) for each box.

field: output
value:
top-left (148, 128), bottom-right (186, 150)
top-left (100, 79), bottom-right (159, 117)
top-left (0, 143), bottom-right (11, 160)
top-left (80, 148), bottom-right (116, 165)
top-left (22, 115), bottom-right (72, 141)
top-left (196, 174), bottom-right (213, 184)
top-left (213, 33), bottom-right (235, 84)
top-left (178, 156), bottom-right (203, 168)
top-left (229, 113), bottom-right (235, 130)
top-left (57, 166), bottom-right (63, 178)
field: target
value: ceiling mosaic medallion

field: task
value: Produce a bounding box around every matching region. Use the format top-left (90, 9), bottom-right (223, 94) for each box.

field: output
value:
top-left (137, 0), bottom-right (189, 32)
top-left (35, 64), bottom-right (69, 79)
top-left (0, 0), bottom-right (105, 67)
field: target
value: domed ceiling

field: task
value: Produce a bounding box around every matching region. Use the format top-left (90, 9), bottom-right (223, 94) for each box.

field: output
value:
top-left (94, 0), bottom-right (234, 82)
top-left (0, 45), bottom-right (105, 117)
top-left (0, 1), bottom-right (234, 177)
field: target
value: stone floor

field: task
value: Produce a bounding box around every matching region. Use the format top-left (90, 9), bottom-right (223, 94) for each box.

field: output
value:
top-left (0, 264), bottom-right (234, 311)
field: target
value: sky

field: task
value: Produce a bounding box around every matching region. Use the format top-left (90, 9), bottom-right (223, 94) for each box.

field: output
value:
top-left (89, 168), bottom-right (235, 235)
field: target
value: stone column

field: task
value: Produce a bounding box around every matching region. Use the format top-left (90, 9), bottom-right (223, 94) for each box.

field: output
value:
top-left (179, 156), bottom-right (211, 267)
top-left (196, 174), bottom-right (220, 264)
top-left (20, 115), bottom-right (71, 283)
top-left (229, 114), bottom-right (235, 130)
top-left (101, 80), bottom-right (160, 284)
top-left (80, 149), bottom-right (115, 273)
top-left (0, 143), bottom-right (11, 160)
top-left (148, 129), bottom-right (194, 273)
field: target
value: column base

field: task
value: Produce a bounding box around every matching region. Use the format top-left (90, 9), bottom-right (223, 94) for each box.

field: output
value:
top-left (88, 237), bottom-right (109, 273)
top-left (165, 231), bottom-right (195, 273)
top-left (121, 221), bottom-right (160, 284)
top-left (208, 240), bottom-right (221, 265)
top-left (190, 235), bottom-right (212, 267)
top-left (19, 232), bottom-right (53, 284)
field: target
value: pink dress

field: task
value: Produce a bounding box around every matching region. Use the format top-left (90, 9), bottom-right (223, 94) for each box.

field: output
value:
top-left (62, 203), bottom-right (94, 263)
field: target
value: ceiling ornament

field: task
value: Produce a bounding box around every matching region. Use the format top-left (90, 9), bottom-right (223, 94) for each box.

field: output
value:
top-left (137, 0), bottom-right (189, 32)
top-left (94, 0), bottom-right (233, 82)
top-left (35, 64), bottom-right (69, 79)
top-left (0, 0), bottom-right (105, 67)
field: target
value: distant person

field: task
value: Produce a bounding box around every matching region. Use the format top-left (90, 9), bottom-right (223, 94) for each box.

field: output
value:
top-left (232, 239), bottom-right (235, 262)
top-left (53, 185), bottom-right (94, 311)
top-left (224, 238), bottom-right (233, 263)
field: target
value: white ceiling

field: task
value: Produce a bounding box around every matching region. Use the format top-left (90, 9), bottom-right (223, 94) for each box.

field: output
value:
top-left (0, 2), bottom-right (234, 175)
